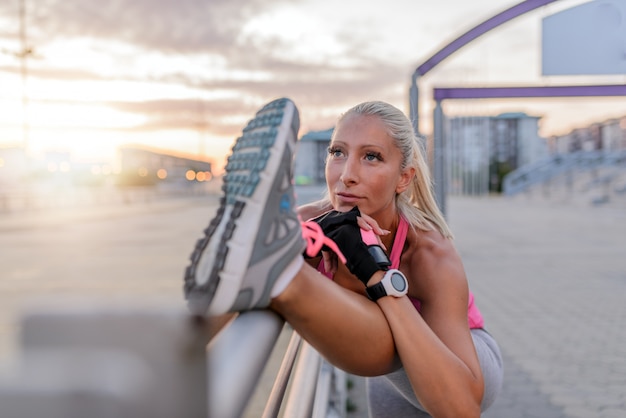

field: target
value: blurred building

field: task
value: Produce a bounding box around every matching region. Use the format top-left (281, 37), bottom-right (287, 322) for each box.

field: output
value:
top-left (116, 146), bottom-right (212, 188)
top-left (550, 116), bottom-right (626, 154)
top-left (294, 128), bottom-right (333, 185)
top-left (447, 113), bottom-right (548, 195)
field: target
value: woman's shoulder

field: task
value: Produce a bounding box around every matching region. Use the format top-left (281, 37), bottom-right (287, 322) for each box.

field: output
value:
top-left (404, 224), bottom-right (456, 262)
top-left (298, 199), bottom-right (332, 221)
top-left (402, 226), bottom-right (466, 294)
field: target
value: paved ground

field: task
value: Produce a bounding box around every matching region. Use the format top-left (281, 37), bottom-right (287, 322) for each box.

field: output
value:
top-left (0, 186), bottom-right (625, 417)
top-left (450, 194), bottom-right (626, 418)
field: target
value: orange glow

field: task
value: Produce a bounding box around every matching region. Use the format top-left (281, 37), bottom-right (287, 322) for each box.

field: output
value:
top-left (185, 170), bottom-right (196, 181)
top-left (157, 168), bottom-right (168, 179)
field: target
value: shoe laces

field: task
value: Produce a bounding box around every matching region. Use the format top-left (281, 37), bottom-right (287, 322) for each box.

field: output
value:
top-left (300, 220), bottom-right (347, 264)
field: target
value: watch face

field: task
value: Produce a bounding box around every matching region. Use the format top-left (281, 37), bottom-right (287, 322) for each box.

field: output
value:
top-left (390, 272), bottom-right (407, 292)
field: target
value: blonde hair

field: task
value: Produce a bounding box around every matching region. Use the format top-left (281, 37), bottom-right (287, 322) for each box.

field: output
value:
top-left (329, 101), bottom-right (452, 238)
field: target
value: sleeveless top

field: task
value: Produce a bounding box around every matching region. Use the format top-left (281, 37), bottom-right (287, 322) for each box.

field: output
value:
top-left (318, 216), bottom-right (484, 329)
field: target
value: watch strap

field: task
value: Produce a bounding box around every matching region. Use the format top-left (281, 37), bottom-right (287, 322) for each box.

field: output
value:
top-left (366, 281), bottom-right (387, 301)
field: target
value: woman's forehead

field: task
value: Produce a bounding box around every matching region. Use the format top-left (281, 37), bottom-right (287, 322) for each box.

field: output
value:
top-left (335, 114), bottom-right (390, 140)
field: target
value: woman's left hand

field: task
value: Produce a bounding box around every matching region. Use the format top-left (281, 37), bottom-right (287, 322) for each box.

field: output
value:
top-left (356, 213), bottom-right (390, 251)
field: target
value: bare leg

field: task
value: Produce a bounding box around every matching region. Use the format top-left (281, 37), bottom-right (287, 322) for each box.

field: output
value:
top-left (270, 264), bottom-right (398, 376)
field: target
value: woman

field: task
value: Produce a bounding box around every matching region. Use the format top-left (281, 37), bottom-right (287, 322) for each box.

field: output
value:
top-left (184, 98), bottom-right (503, 417)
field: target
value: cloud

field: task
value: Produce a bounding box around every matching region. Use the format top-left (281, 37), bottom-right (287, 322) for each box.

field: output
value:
top-left (103, 56), bottom-right (408, 135)
top-left (3, 0), bottom-right (398, 93)
top-left (10, 0), bottom-right (300, 55)
top-left (4, 0), bottom-right (566, 149)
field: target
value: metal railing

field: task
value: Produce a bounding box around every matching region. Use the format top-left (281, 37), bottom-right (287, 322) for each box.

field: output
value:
top-left (209, 310), bottom-right (348, 418)
top-left (502, 150), bottom-right (626, 196)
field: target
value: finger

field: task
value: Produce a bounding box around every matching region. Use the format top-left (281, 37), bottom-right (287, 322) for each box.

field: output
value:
top-left (322, 252), bottom-right (338, 276)
top-left (357, 214), bottom-right (390, 236)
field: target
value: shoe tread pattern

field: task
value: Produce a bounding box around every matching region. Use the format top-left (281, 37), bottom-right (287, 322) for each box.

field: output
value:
top-left (183, 98), bottom-right (291, 310)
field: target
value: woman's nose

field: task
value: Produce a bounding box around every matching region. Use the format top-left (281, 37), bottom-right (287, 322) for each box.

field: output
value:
top-left (340, 157), bottom-right (358, 185)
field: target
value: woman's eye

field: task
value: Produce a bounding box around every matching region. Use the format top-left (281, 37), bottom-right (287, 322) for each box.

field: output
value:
top-left (327, 147), bottom-right (343, 157)
top-left (365, 152), bottom-right (381, 161)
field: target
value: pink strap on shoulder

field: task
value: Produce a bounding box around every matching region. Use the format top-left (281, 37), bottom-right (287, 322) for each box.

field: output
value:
top-left (389, 217), bottom-right (408, 269)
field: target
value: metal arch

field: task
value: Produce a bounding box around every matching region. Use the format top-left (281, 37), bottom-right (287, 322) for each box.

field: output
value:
top-left (409, 0), bottom-right (560, 134)
top-left (433, 84), bottom-right (626, 100)
top-left (415, 0), bottom-right (559, 77)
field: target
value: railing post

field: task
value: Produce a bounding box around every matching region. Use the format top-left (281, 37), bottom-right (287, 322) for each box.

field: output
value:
top-left (283, 342), bottom-right (321, 417)
top-left (433, 99), bottom-right (447, 217)
top-left (262, 332), bottom-right (303, 418)
top-left (409, 72), bottom-right (420, 136)
top-left (312, 360), bottom-right (347, 418)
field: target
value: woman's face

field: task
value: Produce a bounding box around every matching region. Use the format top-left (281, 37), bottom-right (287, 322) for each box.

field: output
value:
top-left (325, 113), bottom-right (413, 223)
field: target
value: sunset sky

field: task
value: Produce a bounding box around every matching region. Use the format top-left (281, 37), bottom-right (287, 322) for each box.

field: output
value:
top-left (1, 0), bottom-right (625, 173)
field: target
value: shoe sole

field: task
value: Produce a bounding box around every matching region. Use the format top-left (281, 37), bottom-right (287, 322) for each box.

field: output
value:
top-left (184, 98), bottom-right (299, 315)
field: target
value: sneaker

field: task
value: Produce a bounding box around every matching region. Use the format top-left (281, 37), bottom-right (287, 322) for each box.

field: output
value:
top-left (184, 98), bottom-right (305, 315)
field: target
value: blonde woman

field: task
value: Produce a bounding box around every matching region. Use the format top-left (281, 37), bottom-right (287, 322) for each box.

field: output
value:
top-left (185, 98), bottom-right (502, 417)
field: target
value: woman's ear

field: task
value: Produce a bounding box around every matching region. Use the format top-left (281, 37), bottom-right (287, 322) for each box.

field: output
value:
top-left (396, 167), bottom-right (415, 194)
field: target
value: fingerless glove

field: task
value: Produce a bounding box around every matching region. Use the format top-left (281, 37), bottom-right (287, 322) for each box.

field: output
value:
top-left (309, 206), bottom-right (390, 285)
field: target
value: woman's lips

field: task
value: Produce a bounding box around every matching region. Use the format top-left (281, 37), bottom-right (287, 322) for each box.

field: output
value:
top-left (336, 193), bottom-right (361, 204)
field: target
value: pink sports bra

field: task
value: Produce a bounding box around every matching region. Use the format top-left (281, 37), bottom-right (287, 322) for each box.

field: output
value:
top-left (318, 216), bottom-right (484, 329)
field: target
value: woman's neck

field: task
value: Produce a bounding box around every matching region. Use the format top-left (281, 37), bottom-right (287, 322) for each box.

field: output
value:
top-left (379, 213), bottom-right (400, 254)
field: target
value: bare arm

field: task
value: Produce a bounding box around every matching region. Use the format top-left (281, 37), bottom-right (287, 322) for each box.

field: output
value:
top-left (372, 233), bottom-right (484, 418)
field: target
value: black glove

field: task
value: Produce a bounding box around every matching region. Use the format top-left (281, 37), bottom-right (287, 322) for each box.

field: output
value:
top-left (310, 206), bottom-right (390, 286)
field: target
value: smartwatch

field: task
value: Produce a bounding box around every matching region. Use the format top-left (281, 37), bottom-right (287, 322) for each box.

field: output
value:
top-left (366, 269), bottom-right (408, 301)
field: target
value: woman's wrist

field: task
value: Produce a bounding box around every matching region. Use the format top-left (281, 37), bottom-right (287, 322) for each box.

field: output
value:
top-left (366, 270), bottom-right (386, 287)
